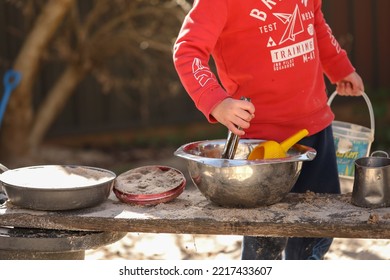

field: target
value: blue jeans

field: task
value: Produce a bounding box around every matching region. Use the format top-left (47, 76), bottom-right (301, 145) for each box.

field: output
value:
top-left (241, 126), bottom-right (340, 260)
top-left (242, 236), bottom-right (334, 260)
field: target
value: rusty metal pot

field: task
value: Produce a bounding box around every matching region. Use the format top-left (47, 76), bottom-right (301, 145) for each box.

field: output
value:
top-left (0, 164), bottom-right (116, 211)
top-left (351, 151), bottom-right (390, 208)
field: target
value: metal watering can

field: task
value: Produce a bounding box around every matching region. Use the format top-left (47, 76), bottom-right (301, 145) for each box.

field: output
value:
top-left (351, 151), bottom-right (390, 208)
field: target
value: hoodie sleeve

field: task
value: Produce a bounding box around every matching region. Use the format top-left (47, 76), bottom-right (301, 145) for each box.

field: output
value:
top-left (173, 0), bottom-right (229, 122)
top-left (314, 0), bottom-right (355, 83)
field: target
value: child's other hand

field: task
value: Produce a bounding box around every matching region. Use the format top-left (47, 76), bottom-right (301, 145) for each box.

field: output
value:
top-left (336, 72), bottom-right (364, 96)
top-left (211, 98), bottom-right (255, 136)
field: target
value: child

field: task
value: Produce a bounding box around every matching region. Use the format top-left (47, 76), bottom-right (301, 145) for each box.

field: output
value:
top-left (173, 0), bottom-right (364, 259)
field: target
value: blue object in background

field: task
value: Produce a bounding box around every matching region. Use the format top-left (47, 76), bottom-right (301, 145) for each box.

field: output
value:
top-left (0, 70), bottom-right (22, 128)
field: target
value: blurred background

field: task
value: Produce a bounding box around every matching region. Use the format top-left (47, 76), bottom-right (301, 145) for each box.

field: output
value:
top-left (0, 0), bottom-right (389, 170)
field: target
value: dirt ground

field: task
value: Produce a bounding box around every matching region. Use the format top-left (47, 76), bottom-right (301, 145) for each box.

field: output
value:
top-left (6, 145), bottom-right (390, 260)
top-left (84, 233), bottom-right (390, 260)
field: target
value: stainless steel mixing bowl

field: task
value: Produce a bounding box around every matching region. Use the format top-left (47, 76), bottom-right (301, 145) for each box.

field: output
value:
top-left (174, 139), bottom-right (316, 208)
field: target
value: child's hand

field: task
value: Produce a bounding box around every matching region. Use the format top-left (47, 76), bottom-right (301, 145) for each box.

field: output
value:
top-left (211, 98), bottom-right (255, 136)
top-left (336, 72), bottom-right (364, 96)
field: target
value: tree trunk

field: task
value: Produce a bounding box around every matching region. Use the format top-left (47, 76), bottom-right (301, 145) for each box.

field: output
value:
top-left (0, 0), bottom-right (75, 160)
top-left (29, 62), bottom-right (88, 150)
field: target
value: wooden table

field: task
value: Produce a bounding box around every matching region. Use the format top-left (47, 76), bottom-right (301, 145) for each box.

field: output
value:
top-left (1, 186), bottom-right (390, 239)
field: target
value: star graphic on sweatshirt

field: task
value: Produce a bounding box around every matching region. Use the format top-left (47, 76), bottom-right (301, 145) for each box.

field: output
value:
top-left (273, 5), bottom-right (304, 45)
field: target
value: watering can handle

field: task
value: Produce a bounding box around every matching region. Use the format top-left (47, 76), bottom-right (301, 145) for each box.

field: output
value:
top-left (370, 150), bottom-right (389, 158)
top-left (327, 91), bottom-right (375, 139)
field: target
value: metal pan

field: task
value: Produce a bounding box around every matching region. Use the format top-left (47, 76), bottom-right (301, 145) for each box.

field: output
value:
top-left (0, 164), bottom-right (116, 211)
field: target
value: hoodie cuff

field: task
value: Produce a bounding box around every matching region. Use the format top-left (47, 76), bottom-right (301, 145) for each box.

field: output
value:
top-left (197, 86), bottom-right (230, 123)
top-left (323, 55), bottom-right (355, 83)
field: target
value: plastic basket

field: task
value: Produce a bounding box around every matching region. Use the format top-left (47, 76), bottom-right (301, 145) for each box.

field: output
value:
top-left (327, 91), bottom-right (375, 191)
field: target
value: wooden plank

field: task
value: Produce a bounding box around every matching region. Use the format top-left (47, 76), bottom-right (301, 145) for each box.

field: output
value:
top-left (1, 187), bottom-right (390, 239)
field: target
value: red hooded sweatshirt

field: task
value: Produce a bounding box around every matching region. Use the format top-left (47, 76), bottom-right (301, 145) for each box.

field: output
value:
top-left (173, 0), bottom-right (355, 141)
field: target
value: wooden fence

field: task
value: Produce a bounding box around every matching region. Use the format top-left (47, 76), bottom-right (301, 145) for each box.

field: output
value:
top-left (323, 0), bottom-right (390, 89)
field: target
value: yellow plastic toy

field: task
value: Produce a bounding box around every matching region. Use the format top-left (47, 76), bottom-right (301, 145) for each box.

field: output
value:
top-left (248, 129), bottom-right (309, 160)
